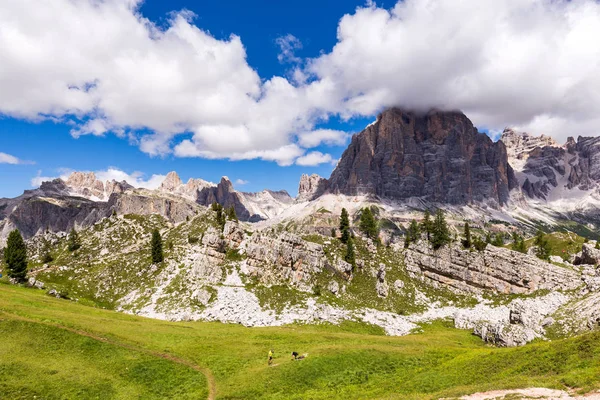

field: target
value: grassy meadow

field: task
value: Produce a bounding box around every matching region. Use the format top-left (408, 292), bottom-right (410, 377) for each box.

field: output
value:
top-left (1, 284), bottom-right (600, 399)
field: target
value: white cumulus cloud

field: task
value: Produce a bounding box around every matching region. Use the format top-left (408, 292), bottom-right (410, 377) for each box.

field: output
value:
top-left (235, 179), bottom-right (249, 185)
top-left (0, 152), bottom-right (31, 165)
top-left (297, 129), bottom-right (349, 148)
top-left (3, 0), bottom-right (600, 164)
top-left (276, 34), bottom-right (303, 64)
top-left (295, 151), bottom-right (334, 166)
top-left (306, 0), bottom-right (600, 141)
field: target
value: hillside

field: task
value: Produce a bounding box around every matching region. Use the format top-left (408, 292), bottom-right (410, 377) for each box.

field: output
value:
top-left (2, 284), bottom-right (600, 399)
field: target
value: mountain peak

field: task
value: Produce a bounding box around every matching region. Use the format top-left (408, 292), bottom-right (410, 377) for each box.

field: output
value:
top-left (328, 108), bottom-right (517, 206)
top-left (297, 174), bottom-right (327, 202)
top-left (160, 171), bottom-right (183, 192)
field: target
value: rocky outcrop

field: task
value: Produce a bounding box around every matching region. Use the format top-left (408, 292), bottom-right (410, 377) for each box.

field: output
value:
top-left (0, 189), bottom-right (110, 243)
top-left (108, 193), bottom-right (200, 224)
top-left (197, 177), bottom-right (255, 221)
top-left (242, 232), bottom-right (327, 289)
top-left (500, 129), bottom-right (560, 162)
top-left (159, 171), bottom-right (215, 201)
top-left (554, 292), bottom-right (600, 335)
top-left (65, 172), bottom-right (132, 200)
top-left (454, 292), bottom-right (569, 347)
top-left (404, 241), bottom-right (581, 294)
top-left (297, 174), bottom-right (328, 202)
top-left (566, 136), bottom-right (600, 190)
top-left (328, 109), bottom-right (518, 206)
top-left (502, 130), bottom-right (600, 200)
top-left (574, 243), bottom-right (600, 265)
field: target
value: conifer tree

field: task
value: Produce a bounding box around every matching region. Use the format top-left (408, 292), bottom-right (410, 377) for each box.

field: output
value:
top-left (211, 202), bottom-right (226, 231)
top-left (151, 229), bottom-right (164, 264)
top-left (67, 228), bottom-right (81, 252)
top-left (226, 206), bottom-right (238, 222)
top-left (421, 210), bottom-right (433, 241)
top-left (485, 232), bottom-right (492, 244)
top-left (473, 235), bottom-right (487, 251)
top-left (431, 209), bottom-right (451, 250)
top-left (405, 219), bottom-right (420, 248)
top-left (4, 230), bottom-right (28, 282)
top-left (462, 221), bottom-right (472, 248)
top-left (511, 232), bottom-right (527, 253)
top-left (534, 230), bottom-right (551, 260)
top-left (345, 237), bottom-right (356, 269)
top-left (339, 208), bottom-right (350, 244)
top-left (359, 207), bottom-right (379, 241)
top-left (41, 237), bottom-right (54, 263)
top-left (491, 233), bottom-right (504, 247)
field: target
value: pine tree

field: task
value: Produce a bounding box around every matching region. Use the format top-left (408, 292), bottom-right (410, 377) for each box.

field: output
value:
top-left (331, 228), bottom-right (336, 238)
top-left (359, 207), bottom-right (379, 241)
top-left (211, 202), bottom-right (226, 231)
top-left (226, 206), bottom-right (238, 222)
top-left (405, 219), bottom-right (420, 248)
top-left (41, 237), bottom-right (54, 263)
top-left (491, 233), bottom-right (504, 247)
top-left (473, 235), bottom-right (487, 251)
top-left (339, 208), bottom-right (350, 244)
top-left (431, 209), bottom-right (451, 250)
top-left (345, 237), bottom-right (356, 269)
top-left (534, 230), bottom-right (551, 260)
top-left (151, 229), bottom-right (164, 264)
top-left (67, 228), bottom-right (81, 252)
top-left (485, 232), bottom-right (492, 244)
top-left (4, 230), bottom-right (28, 282)
top-left (421, 210), bottom-right (433, 241)
top-left (511, 232), bottom-right (527, 253)
top-left (462, 221), bottom-right (472, 248)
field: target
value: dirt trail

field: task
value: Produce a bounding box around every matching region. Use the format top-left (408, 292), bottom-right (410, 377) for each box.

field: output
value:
top-left (459, 388), bottom-right (600, 400)
top-left (0, 311), bottom-right (217, 400)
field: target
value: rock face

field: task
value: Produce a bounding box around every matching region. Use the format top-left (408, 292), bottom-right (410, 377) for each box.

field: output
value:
top-left (328, 109), bottom-right (518, 206)
top-left (242, 232), bottom-right (328, 289)
top-left (454, 292), bottom-right (570, 347)
top-left (65, 172), bottom-right (133, 200)
top-left (108, 193), bottom-right (199, 224)
top-left (502, 130), bottom-right (600, 201)
top-left (297, 174), bottom-right (327, 202)
top-left (196, 177), bottom-right (256, 221)
top-left (404, 241), bottom-right (581, 294)
top-left (159, 171), bottom-right (215, 201)
top-left (574, 243), bottom-right (600, 265)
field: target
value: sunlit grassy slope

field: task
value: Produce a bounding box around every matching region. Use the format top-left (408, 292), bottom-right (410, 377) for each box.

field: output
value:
top-left (1, 283), bottom-right (600, 400)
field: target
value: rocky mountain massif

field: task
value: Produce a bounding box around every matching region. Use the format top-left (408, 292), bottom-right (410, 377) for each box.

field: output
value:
top-left (501, 129), bottom-right (600, 206)
top-left (4, 107), bottom-right (600, 347)
top-left (326, 109), bottom-right (518, 206)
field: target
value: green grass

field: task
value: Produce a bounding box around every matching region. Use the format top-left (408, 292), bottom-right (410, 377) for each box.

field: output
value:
top-left (524, 231), bottom-right (586, 260)
top-left (2, 284), bottom-right (600, 399)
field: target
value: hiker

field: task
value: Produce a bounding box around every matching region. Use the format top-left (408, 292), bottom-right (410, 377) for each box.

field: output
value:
top-left (268, 349), bottom-right (274, 365)
top-left (291, 351), bottom-right (305, 360)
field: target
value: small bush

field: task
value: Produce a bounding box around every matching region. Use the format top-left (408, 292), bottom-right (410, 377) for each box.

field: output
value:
top-left (226, 248), bottom-right (244, 262)
top-left (312, 285), bottom-right (322, 296)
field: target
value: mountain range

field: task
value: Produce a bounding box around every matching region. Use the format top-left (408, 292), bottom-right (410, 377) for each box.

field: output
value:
top-left (3, 108), bottom-right (600, 244)
top-left (4, 107), bottom-right (600, 348)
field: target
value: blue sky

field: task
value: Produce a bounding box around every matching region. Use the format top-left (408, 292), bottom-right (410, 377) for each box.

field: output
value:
top-left (0, 0), bottom-right (377, 198)
top-left (1, 0), bottom-right (599, 198)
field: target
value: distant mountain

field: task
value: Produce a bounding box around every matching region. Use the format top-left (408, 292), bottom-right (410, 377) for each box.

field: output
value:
top-left (325, 108), bottom-right (518, 206)
top-left (501, 130), bottom-right (600, 214)
top-left (0, 171), bottom-right (293, 245)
